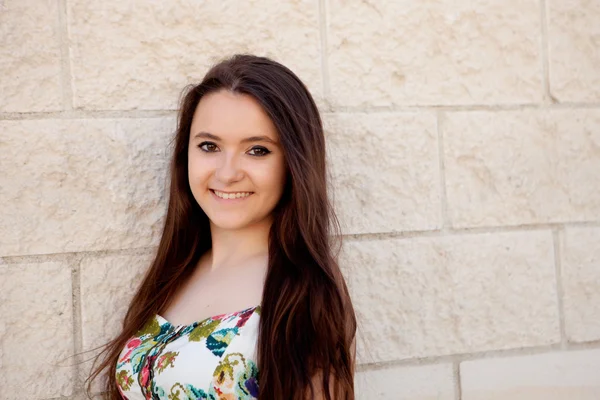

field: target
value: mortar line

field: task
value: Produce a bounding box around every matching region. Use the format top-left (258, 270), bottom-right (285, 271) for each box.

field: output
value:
top-left (539, 0), bottom-right (555, 104)
top-left (0, 109), bottom-right (177, 120)
top-left (341, 220), bottom-right (600, 242)
top-left (436, 111), bottom-right (450, 231)
top-left (3, 102), bottom-right (600, 121)
top-left (70, 254), bottom-right (85, 396)
top-left (2, 245), bottom-right (157, 264)
top-left (356, 340), bottom-right (600, 372)
top-left (318, 0), bottom-right (331, 109)
top-left (552, 228), bottom-right (568, 349)
top-left (57, 0), bottom-right (74, 110)
top-left (453, 361), bottom-right (462, 400)
top-left (323, 102), bottom-right (600, 112)
top-left (3, 220), bottom-right (600, 262)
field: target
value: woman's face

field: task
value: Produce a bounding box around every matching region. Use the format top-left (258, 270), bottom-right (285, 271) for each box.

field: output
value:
top-left (188, 90), bottom-right (286, 231)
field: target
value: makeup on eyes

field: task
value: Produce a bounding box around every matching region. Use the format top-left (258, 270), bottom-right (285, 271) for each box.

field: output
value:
top-left (247, 146), bottom-right (271, 156)
top-left (198, 141), bottom-right (272, 157)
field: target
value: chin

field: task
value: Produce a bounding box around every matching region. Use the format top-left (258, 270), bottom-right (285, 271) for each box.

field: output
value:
top-left (209, 217), bottom-right (253, 231)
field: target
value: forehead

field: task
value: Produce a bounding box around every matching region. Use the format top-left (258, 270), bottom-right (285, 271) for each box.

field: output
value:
top-left (190, 90), bottom-right (278, 141)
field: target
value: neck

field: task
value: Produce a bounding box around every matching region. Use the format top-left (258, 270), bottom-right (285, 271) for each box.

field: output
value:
top-left (206, 216), bottom-right (272, 271)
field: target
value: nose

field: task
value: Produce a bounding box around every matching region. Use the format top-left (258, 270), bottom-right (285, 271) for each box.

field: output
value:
top-left (214, 152), bottom-right (244, 184)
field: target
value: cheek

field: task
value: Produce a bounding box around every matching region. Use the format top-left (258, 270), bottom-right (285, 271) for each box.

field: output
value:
top-left (254, 159), bottom-right (285, 195)
top-left (188, 154), bottom-right (213, 184)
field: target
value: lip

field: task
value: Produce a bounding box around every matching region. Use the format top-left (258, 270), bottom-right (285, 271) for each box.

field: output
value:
top-left (210, 189), bottom-right (254, 202)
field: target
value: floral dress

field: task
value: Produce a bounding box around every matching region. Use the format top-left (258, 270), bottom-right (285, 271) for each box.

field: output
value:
top-left (116, 305), bottom-right (261, 400)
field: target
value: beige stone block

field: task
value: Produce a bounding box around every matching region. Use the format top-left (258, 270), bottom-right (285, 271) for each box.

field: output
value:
top-left (443, 110), bottom-right (600, 228)
top-left (0, 0), bottom-right (62, 112)
top-left (67, 0), bottom-right (322, 110)
top-left (548, 0), bottom-right (600, 102)
top-left (0, 316), bottom-right (4, 399)
top-left (342, 231), bottom-right (559, 363)
top-left (78, 252), bottom-right (152, 393)
top-left (560, 227), bottom-right (600, 343)
top-left (327, 0), bottom-right (542, 107)
top-left (0, 118), bottom-right (173, 256)
top-left (356, 363), bottom-right (454, 400)
top-left (325, 112), bottom-right (441, 234)
top-left (80, 252), bottom-right (152, 351)
top-left (461, 349), bottom-right (600, 400)
top-left (0, 262), bottom-right (73, 397)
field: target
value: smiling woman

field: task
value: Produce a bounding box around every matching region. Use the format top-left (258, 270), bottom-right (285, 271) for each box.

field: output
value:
top-left (188, 91), bottom-right (286, 232)
top-left (86, 54), bottom-right (357, 400)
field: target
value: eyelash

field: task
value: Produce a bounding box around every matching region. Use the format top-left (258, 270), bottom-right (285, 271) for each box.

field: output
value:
top-left (197, 141), bottom-right (271, 157)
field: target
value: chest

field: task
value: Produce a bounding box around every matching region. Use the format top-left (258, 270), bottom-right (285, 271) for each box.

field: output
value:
top-left (162, 263), bottom-right (266, 327)
top-left (116, 306), bottom-right (261, 399)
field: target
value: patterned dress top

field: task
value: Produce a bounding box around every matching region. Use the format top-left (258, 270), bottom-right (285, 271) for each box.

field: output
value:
top-left (116, 305), bottom-right (261, 399)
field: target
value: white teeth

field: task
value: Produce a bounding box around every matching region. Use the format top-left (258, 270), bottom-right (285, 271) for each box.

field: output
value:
top-left (213, 190), bottom-right (251, 199)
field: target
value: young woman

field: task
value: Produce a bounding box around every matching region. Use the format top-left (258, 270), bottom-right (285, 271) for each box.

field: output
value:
top-left (87, 54), bottom-right (357, 400)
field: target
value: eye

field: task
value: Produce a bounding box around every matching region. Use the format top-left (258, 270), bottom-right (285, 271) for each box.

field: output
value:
top-left (198, 141), bottom-right (219, 152)
top-left (247, 146), bottom-right (271, 157)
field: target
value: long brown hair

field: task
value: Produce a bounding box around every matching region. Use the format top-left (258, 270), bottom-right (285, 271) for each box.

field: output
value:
top-left (86, 54), bottom-right (356, 399)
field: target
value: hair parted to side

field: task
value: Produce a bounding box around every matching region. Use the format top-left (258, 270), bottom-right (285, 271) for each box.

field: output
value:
top-left (86, 54), bottom-right (357, 400)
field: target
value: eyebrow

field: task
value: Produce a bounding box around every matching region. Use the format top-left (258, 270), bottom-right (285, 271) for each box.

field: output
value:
top-left (192, 131), bottom-right (278, 145)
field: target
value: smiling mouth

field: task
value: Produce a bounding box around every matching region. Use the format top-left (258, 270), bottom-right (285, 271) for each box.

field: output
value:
top-left (210, 189), bottom-right (254, 200)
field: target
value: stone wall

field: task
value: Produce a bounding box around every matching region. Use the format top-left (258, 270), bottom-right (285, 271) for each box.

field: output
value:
top-left (1, 0), bottom-right (599, 399)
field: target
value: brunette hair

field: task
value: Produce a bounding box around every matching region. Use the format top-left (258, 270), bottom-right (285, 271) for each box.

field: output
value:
top-left (86, 54), bottom-right (357, 399)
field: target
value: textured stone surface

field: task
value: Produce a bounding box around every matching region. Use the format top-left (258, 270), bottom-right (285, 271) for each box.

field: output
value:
top-left (461, 349), bottom-right (600, 400)
top-left (356, 364), bottom-right (454, 400)
top-left (342, 231), bottom-right (559, 363)
top-left (0, 0), bottom-right (62, 112)
top-left (327, 0), bottom-right (542, 107)
top-left (548, 0), bottom-right (600, 102)
top-left (67, 0), bottom-right (322, 110)
top-left (80, 252), bottom-right (153, 351)
top-left (0, 262), bottom-right (73, 397)
top-left (325, 112), bottom-right (441, 234)
top-left (0, 118), bottom-right (174, 256)
top-left (560, 227), bottom-right (600, 343)
top-left (3, 0), bottom-right (600, 394)
top-left (443, 110), bottom-right (600, 228)
top-left (78, 252), bottom-right (153, 394)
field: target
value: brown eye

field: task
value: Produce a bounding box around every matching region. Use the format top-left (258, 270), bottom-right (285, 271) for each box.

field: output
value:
top-left (199, 142), bottom-right (219, 152)
top-left (248, 146), bottom-right (271, 157)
